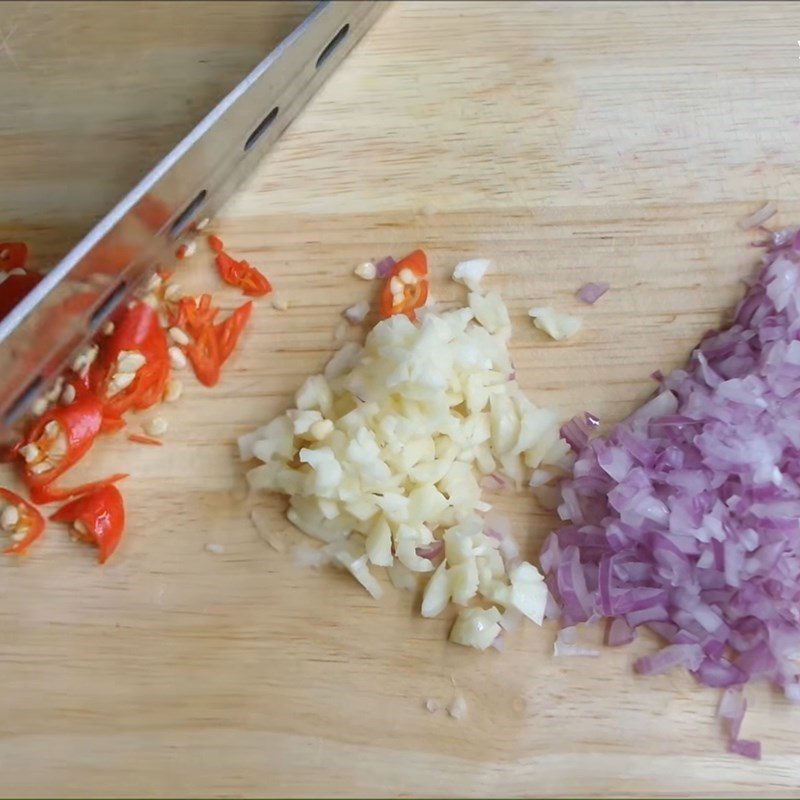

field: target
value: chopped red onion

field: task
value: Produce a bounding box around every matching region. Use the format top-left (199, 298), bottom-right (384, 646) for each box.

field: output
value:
top-left (606, 617), bottom-right (636, 646)
top-left (577, 282), bottom-right (610, 304)
top-left (375, 256), bottom-right (396, 279)
top-left (415, 540), bottom-right (443, 560)
top-left (544, 234), bottom-right (800, 757)
top-left (718, 687), bottom-right (746, 740)
top-left (560, 412), bottom-right (601, 453)
top-left (728, 739), bottom-right (761, 760)
top-left (481, 472), bottom-right (508, 492)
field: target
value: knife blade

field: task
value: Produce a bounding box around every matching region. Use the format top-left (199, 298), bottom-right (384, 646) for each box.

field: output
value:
top-left (0, 0), bottom-right (386, 445)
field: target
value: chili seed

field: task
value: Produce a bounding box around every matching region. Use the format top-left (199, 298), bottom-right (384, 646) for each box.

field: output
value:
top-left (398, 267), bottom-right (416, 285)
top-left (31, 397), bottom-right (49, 416)
top-left (1, 505), bottom-right (19, 531)
top-left (168, 327), bottom-right (190, 346)
top-left (168, 346), bottom-right (187, 370)
top-left (61, 384), bottom-right (76, 405)
top-left (44, 420), bottom-right (60, 438)
top-left (117, 350), bottom-right (146, 373)
top-left (164, 284), bottom-right (182, 301)
top-left (19, 443), bottom-right (40, 463)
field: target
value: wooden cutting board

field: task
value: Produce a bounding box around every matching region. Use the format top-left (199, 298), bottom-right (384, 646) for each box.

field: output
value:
top-left (2, 2), bottom-right (800, 796)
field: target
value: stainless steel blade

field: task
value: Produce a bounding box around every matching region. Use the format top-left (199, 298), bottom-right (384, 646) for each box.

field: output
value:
top-left (0, 0), bottom-right (386, 445)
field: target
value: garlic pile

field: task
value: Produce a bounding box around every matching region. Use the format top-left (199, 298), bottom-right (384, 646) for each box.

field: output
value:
top-left (241, 262), bottom-right (568, 649)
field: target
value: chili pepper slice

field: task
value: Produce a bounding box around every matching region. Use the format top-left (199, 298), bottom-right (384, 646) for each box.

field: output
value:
top-left (89, 301), bottom-right (169, 417)
top-left (30, 473), bottom-right (128, 505)
top-left (216, 301), bottom-right (253, 364)
top-left (0, 488), bottom-right (45, 555)
top-left (216, 251), bottom-right (248, 285)
top-left (216, 252), bottom-right (272, 297)
top-left (168, 294), bottom-right (219, 340)
top-left (0, 242), bottom-right (28, 270)
top-left (0, 270), bottom-right (41, 322)
top-left (51, 484), bottom-right (125, 564)
top-left (208, 234), bottom-right (224, 253)
top-left (379, 249), bottom-right (429, 321)
top-left (238, 264), bottom-right (272, 298)
top-left (187, 323), bottom-right (221, 387)
top-left (20, 394), bottom-right (105, 490)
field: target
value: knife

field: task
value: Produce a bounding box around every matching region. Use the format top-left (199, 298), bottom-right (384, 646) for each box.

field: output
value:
top-left (0, 0), bottom-right (386, 445)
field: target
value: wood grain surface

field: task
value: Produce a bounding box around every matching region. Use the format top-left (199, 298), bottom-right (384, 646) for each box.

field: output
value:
top-left (0, 0), bottom-right (314, 269)
top-left (2, 1), bottom-right (800, 797)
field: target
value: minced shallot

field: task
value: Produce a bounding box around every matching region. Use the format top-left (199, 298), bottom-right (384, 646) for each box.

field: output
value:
top-left (542, 231), bottom-right (800, 758)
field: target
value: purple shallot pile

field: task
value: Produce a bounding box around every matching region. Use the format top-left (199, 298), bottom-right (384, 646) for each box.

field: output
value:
top-left (542, 229), bottom-right (800, 760)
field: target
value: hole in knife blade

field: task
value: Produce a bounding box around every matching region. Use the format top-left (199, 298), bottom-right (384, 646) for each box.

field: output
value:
top-left (244, 106), bottom-right (280, 153)
top-left (89, 280), bottom-right (128, 334)
top-left (316, 23), bottom-right (349, 69)
top-left (4, 376), bottom-right (43, 427)
top-left (169, 189), bottom-right (207, 239)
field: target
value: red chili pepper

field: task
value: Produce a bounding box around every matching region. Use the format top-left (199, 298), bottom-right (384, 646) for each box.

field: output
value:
top-left (0, 488), bottom-right (45, 555)
top-left (187, 323), bottom-right (221, 387)
top-left (0, 242), bottom-right (28, 270)
top-left (168, 294), bottom-right (219, 340)
top-left (89, 301), bottom-right (169, 417)
top-left (238, 264), bottom-right (272, 298)
top-left (128, 433), bottom-right (162, 446)
top-left (0, 270), bottom-right (41, 322)
top-left (51, 484), bottom-right (125, 564)
top-left (20, 394), bottom-right (105, 491)
top-left (30, 473), bottom-right (127, 505)
top-left (216, 301), bottom-right (253, 364)
top-left (216, 251), bottom-right (247, 284)
top-left (134, 194), bottom-right (172, 232)
top-left (208, 234), bottom-right (224, 253)
top-left (100, 416), bottom-right (126, 435)
top-left (379, 249), bottom-right (429, 321)
top-left (216, 252), bottom-right (272, 297)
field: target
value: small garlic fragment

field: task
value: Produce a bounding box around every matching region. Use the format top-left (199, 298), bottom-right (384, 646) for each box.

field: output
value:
top-left (353, 261), bottom-right (377, 280)
top-left (144, 417), bottom-right (168, 437)
top-left (447, 693), bottom-right (468, 720)
top-left (309, 419), bottom-right (334, 441)
top-left (271, 294), bottom-right (289, 311)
